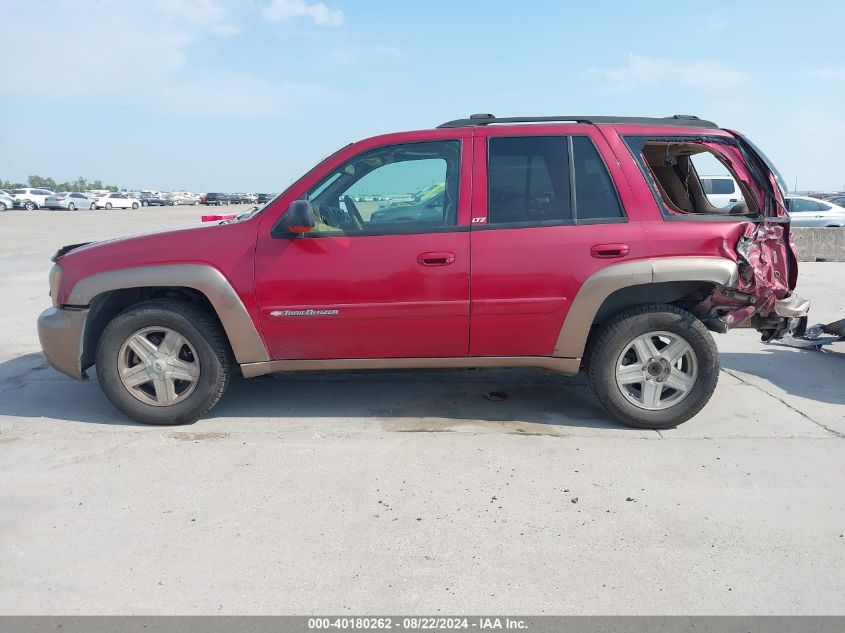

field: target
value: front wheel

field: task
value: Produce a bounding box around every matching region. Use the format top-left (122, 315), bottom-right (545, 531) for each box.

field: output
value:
top-left (105, 202), bottom-right (113, 209)
top-left (24, 201), bottom-right (36, 211)
top-left (587, 304), bottom-right (719, 430)
top-left (95, 300), bottom-right (231, 425)
top-left (90, 202), bottom-right (96, 210)
top-left (0, 202), bottom-right (7, 211)
top-left (142, 200), bottom-right (148, 207)
top-left (132, 202), bottom-right (140, 209)
top-left (68, 203), bottom-right (76, 211)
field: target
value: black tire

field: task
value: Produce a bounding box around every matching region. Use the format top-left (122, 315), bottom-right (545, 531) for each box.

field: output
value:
top-left (142, 200), bottom-right (149, 207)
top-left (105, 202), bottom-right (112, 209)
top-left (132, 202), bottom-right (140, 209)
top-left (95, 299), bottom-right (231, 425)
top-left (0, 202), bottom-right (6, 211)
top-left (90, 202), bottom-right (96, 210)
top-left (68, 203), bottom-right (76, 211)
top-left (587, 304), bottom-right (719, 430)
top-left (24, 201), bottom-right (36, 210)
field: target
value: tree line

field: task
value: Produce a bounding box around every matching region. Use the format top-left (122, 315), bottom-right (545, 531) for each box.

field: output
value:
top-left (0, 176), bottom-right (119, 192)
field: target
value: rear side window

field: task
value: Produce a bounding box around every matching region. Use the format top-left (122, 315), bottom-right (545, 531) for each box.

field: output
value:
top-left (701, 178), bottom-right (734, 195)
top-left (787, 198), bottom-right (821, 212)
top-left (572, 136), bottom-right (624, 220)
top-left (487, 136), bottom-right (571, 224)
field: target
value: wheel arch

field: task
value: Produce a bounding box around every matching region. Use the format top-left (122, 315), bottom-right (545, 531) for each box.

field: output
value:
top-left (553, 257), bottom-right (738, 360)
top-left (70, 265), bottom-right (270, 370)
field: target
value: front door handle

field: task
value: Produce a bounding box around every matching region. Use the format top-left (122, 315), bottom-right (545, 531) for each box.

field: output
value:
top-left (417, 251), bottom-right (456, 266)
top-left (590, 243), bottom-right (629, 259)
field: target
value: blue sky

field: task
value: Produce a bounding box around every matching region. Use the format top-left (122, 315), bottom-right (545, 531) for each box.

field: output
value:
top-left (3, 0), bottom-right (845, 192)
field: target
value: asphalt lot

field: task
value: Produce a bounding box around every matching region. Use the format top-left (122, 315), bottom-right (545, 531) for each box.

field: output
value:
top-left (0, 205), bottom-right (843, 615)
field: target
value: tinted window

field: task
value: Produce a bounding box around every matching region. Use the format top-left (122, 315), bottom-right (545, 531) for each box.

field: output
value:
top-left (12, 189), bottom-right (26, 194)
top-left (488, 136), bottom-right (570, 224)
top-left (572, 136), bottom-right (623, 220)
top-left (701, 178), bottom-right (735, 195)
top-left (788, 198), bottom-right (820, 212)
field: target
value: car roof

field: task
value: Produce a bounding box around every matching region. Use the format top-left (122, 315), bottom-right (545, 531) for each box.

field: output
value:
top-left (437, 113), bottom-right (719, 129)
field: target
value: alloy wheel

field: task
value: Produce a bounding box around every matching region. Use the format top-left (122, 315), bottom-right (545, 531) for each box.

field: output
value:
top-left (117, 326), bottom-right (200, 407)
top-left (614, 330), bottom-right (698, 411)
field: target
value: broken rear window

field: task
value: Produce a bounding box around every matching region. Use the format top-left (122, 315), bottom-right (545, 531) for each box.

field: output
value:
top-left (624, 137), bottom-right (760, 218)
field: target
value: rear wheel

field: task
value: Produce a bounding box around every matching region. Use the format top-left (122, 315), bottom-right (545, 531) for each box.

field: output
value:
top-left (68, 203), bottom-right (76, 211)
top-left (142, 200), bottom-right (149, 207)
top-left (587, 304), bottom-right (719, 430)
top-left (0, 201), bottom-right (7, 211)
top-left (90, 202), bottom-right (96, 210)
top-left (24, 201), bottom-right (36, 210)
top-left (105, 202), bottom-right (113, 209)
top-left (95, 300), bottom-right (231, 425)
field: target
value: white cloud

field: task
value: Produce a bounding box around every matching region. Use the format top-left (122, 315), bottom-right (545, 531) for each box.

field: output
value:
top-left (808, 67), bottom-right (845, 81)
top-left (0, 0), bottom-right (312, 118)
top-left (589, 54), bottom-right (747, 92)
top-left (262, 0), bottom-right (344, 26)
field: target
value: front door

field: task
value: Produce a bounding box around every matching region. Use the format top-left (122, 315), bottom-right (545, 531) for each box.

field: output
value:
top-left (254, 137), bottom-right (472, 360)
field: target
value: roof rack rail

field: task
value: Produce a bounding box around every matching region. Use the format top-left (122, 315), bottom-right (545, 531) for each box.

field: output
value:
top-left (436, 114), bottom-right (719, 129)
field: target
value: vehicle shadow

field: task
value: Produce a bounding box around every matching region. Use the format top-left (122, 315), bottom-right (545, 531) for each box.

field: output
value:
top-left (0, 352), bottom-right (623, 432)
top-left (719, 344), bottom-right (845, 406)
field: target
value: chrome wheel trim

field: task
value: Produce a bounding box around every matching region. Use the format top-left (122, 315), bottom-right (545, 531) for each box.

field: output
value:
top-left (615, 330), bottom-right (698, 411)
top-left (118, 326), bottom-right (200, 407)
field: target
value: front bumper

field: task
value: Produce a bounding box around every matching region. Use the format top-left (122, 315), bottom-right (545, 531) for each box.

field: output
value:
top-left (37, 306), bottom-right (88, 380)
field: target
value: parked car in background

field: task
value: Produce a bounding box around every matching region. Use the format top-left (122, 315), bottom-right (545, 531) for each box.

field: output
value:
top-left (0, 190), bottom-right (13, 211)
top-left (785, 195), bottom-right (845, 227)
top-left (167, 191), bottom-right (200, 206)
top-left (95, 192), bottom-right (140, 210)
top-left (256, 193), bottom-right (273, 204)
top-left (139, 193), bottom-right (169, 207)
top-left (204, 193), bottom-right (230, 206)
top-left (199, 193), bottom-right (208, 204)
top-left (229, 193), bottom-right (249, 204)
top-left (44, 192), bottom-right (97, 210)
top-left (244, 193), bottom-right (258, 203)
top-left (825, 194), bottom-right (845, 206)
top-left (10, 188), bottom-right (54, 210)
top-left (699, 175), bottom-right (744, 208)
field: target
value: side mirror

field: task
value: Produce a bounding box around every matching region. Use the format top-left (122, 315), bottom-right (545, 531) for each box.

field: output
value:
top-left (283, 200), bottom-right (316, 234)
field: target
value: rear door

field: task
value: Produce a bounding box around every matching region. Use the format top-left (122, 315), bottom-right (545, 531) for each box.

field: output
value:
top-left (254, 134), bottom-right (473, 360)
top-left (469, 126), bottom-right (647, 357)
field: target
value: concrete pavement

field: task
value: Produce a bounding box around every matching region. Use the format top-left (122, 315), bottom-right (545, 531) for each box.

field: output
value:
top-left (0, 206), bottom-right (843, 614)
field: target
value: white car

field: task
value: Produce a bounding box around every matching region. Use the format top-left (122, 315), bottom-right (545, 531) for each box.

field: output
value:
top-left (785, 195), bottom-right (845, 227)
top-left (0, 190), bottom-right (13, 211)
top-left (44, 192), bottom-right (98, 210)
top-left (10, 188), bottom-right (55, 210)
top-left (167, 191), bottom-right (200, 205)
top-left (95, 192), bottom-right (141, 210)
top-left (699, 175), bottom-right (744, 208)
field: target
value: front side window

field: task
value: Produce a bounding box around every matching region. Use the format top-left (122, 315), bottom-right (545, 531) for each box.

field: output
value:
top-left (303, 140), bottom-right (460, 235)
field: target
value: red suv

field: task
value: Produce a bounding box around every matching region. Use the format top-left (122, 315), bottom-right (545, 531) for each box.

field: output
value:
top-left (37, 114), bottom-right (809, 429)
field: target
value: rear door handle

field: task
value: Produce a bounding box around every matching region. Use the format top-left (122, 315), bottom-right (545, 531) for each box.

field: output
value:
top-left (590, 243), bottom-right (629, 259)
top-left (417, 251), bottom-right (456, 266)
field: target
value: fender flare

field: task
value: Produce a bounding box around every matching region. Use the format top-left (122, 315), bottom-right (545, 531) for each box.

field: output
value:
top-left (552, 257), bottom-right (739, 359)
top-left (68, 264), bottom-right (270, 364)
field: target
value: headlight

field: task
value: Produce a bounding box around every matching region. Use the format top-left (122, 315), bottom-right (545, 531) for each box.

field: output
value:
top-left (49, 263), bottom-right (63, 306)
